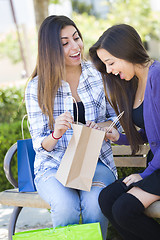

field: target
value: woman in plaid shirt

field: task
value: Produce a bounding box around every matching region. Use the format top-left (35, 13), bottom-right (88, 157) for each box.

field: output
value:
top-left (25, 15), bottom-right (120, 240)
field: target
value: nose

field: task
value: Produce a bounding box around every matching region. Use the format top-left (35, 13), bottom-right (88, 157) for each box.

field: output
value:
top-left (70, 39), bottom-right (79, 50)
top-left (106, 65), bottom-right (112, 74)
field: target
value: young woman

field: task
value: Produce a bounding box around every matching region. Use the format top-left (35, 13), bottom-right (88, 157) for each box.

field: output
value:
top-left (25, 15), bottom-right (120, 240)
top-left (89, 24), bottom-right (160, 239)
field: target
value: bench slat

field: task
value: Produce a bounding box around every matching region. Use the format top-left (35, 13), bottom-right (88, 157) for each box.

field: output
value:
top-left (112, 145), bottom-right (150, 155)
top-left (1, 189), bottom-right (160, 218)
top-left (114, 157), bottom-right (146, 167)
top-left (145, 201), bottom-right (160, 218)
top-left (0, 189), bottom-right (50, 209)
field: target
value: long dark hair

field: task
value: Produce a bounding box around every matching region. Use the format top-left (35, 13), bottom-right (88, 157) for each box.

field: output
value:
top-left (89, 24), bottom-right (151, 154)
top-left (30, 15), bottom-right (83, 129)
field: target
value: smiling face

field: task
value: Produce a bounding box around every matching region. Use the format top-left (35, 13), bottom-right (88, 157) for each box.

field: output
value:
top-left (61, 25), bottom-right (83, 67)
top-left (97, 48), bottom-right (135, 81)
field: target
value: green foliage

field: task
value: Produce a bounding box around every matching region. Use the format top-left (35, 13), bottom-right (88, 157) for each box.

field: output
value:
top-left (1, 2), bottom-right (160, 64)
top-left (0, 86), bottom-right (29, 191)
top-left (0, 86), bottom-right (26, 124)
top-left (106, 0), bottom-right (160, 42)
top-left (0, 120), bottom-right (31, 191)
top-left (107, 222), bottom-right (123, 239)
top-left (72, 2), bottom-right (160, 58)
top-left (117, 166), bottom-right (145, 179)
top-left (72, 12), bottom-right (109, 56)
top-left (0, 31), bottom-right (21, 63)
top-left (50, 0), bottom-right (60, 4)
top-left (72, 0), bottom-right (92, 15)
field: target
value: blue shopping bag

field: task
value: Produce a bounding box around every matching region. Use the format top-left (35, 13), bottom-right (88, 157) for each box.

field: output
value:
top-left (17, 138), bottom-right (36, 192)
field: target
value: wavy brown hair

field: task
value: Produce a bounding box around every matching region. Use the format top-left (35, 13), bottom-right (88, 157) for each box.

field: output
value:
top-left (30, 15), bottom-right (83, 129)
top-left (89, 24), bottom-right (151, 154)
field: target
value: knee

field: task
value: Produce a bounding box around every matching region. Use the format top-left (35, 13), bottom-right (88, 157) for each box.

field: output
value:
top-left (50, 198), bottom-right (80, 226)
top-left (112, 193), bottom-right (137, 227)
top-left (98, 180), bottom-right (123, 217)
top-left (98, 187), bottom-right (112, 216)
top-left (51, 195), bottom-right (80, 215)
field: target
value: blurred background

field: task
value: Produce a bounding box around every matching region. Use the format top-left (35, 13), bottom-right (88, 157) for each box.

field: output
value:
top-left (0, 0), bottom-right (160, 85)
top-left (0, 1), bottom-right (160, 239)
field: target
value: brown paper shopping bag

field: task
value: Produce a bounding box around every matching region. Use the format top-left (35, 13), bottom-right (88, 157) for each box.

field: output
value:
top-left (56, 97), bottom-right (105, 191)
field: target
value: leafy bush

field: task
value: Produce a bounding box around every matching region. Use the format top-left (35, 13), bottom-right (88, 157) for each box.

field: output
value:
top-left (0, 86), bottom-right (29, 191)
top-left (0, 120), bottom-right (31, 191)
top-left (0, 86), bottom-right (26, 123)
top-left (0, 31), bottom-right (21, 64)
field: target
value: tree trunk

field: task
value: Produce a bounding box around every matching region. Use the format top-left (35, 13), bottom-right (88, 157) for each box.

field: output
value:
top-left (33, 0), bottom-right (49, 31)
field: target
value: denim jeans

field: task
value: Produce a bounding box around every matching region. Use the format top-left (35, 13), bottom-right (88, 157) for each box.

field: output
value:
top-left (34, 160), bottom-right (116, 240)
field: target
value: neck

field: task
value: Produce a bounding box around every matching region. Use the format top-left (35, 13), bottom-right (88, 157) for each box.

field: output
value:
top-left (135, 60), bottom-right (153, 83)
top-left (133, 61), bottom-right (152, 107)
top-left (65, 64), bottom-right (82, 83)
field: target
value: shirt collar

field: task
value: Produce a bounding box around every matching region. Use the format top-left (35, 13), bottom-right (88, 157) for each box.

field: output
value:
top-left (80, 61), bottom-right (98, 81)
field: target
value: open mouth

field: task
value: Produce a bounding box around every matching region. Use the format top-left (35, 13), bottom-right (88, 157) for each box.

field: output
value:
top-left (114, 72), bottom-right (119, 76)
top-left (70, 52), bottom-right (81, 58)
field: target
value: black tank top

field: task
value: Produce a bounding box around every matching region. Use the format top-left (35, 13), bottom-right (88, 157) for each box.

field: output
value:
top-left (73, 101), bottom-right (86, 124)
top-left (132, 102), bottom-right (154, 163)
top-left (132, 103), bottom-right (144, 129)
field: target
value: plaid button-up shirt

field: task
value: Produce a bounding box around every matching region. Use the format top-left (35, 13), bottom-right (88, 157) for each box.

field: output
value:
top-left (25, 61), bottom-right (121, 177)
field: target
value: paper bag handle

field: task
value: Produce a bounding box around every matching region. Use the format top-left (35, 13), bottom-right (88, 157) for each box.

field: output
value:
top-left (64, 96), bottom-right (78, 124)
top-left (21, 114), bottom-right (30, 139)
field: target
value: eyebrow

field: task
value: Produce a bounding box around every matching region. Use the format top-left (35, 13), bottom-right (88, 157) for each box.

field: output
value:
top-left (61, 30), bottom-right (78, 39)
top-left (104, 59), bottom-right (111, 62)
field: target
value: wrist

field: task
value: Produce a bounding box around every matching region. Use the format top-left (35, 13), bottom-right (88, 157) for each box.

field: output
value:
top-left (51, 131), bottom-right (62, 140)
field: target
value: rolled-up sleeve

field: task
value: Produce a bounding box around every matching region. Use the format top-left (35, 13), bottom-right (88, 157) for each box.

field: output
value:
top-left (25, 78), bottom-right (51, 152)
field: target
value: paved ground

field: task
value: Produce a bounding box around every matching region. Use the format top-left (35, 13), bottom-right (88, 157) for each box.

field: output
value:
top-left (0, 204), bottom-right (52, 239)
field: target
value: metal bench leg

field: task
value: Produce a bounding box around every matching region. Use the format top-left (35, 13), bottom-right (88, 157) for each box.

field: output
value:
top-left (8, 206), bottom-right (23, 240)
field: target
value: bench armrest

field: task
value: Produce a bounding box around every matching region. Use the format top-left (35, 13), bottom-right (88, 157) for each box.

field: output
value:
top-left (4, 142), bottom-right (18, 188)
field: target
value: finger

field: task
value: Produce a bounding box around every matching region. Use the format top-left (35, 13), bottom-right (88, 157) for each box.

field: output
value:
top-left (105, 132), bottom-right (114, 141)
top-left (56, 121), bottom-right (72, 129)
top-left (122, 176), bottom-right (131, 184)
top-left (125, 179), bottom-right (133, 186)
top-left (105, 131), bottom-right (115, 138)
top-left (57, 115), bottom-right (74, 124)
top-left (104, 137), bottom-right (109, 142)
top-left (89, 122), bottom-right (97, 128)
top-left (92, 123), bottom-right (99, 129)
top-left (86, 120), bottom-right (92, 127)
top-left (64, 112), bottom-right (74, 121)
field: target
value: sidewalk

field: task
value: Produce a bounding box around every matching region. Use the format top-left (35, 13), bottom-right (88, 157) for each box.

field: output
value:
top-left (0, 204), bottom-right (52, 240)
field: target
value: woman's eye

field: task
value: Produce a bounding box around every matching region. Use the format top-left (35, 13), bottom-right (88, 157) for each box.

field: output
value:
top-left (109, 63), bottom-right (114, 66)
top-left (62, 42), bottom-right (68, 46)
top-left (74, 37), bottom-right (80, 41)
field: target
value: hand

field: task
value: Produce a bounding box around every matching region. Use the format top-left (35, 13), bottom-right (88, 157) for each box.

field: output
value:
top-left (54, 112), bottom-right (74, 138)
top-left (103, 127), bottom-right (120, 142)
top-left (86, 121), bottom-right (101, 130)
top-left (123, 174), bottom-right (142, 186)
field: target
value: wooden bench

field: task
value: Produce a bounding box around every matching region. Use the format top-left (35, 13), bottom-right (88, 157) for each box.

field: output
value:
top-left (0, 143), bottom-right (160, 240)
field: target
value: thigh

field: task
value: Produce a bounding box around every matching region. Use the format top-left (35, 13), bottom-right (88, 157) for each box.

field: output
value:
top-left (79, 161), bottom-right (116, 206)
top-left (35, 168), bottom-right (80, 210)
top-left (128, 187), bottom-right (160, 208)
top-left (92, 160), bottom-right (116, 187)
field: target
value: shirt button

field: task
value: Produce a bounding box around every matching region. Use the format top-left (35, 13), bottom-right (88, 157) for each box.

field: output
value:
top-left (67, 92), bottom-right (70, 96)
